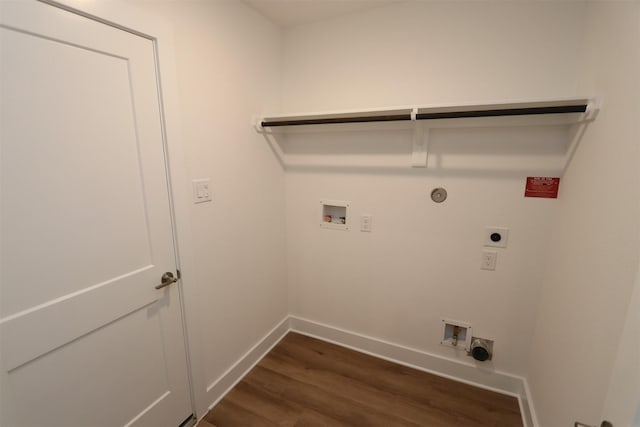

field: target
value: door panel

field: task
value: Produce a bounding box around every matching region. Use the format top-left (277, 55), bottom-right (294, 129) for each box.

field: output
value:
top-left (2, 265), bottom-right (156, 371)
top-left (1, 24), bottom-right (153, 315)
top-left (0, 1), bottom-right (192, 426)
top-left (8, 307), bottom-right (170, 427)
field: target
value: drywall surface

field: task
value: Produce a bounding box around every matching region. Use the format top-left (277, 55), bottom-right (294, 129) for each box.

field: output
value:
top-left (282, 1), bottom-right (586, 111)
top-left (527, 2), bottom-right (640, 426)
top-left (126, 0), bottom-right (287, 402)
top-left (602, 264), bottom-right (640, 427)
top-left (279, 1), bottom-right (587, 377)
top-left (286, 168), bottom-right (557, 376)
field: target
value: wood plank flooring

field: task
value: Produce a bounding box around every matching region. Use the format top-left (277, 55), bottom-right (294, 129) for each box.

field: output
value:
top-left (203, 332), bottom-right (522, 426)
top-left (196, 418), bottom-right (216, 427)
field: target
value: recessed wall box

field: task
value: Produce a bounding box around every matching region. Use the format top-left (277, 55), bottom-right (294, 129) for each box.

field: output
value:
top-left (469, 337), bottom-right (494, 361)
top-left (440, 319), bottom-right (472, 351)
top-left (320, 200), bottom-right (350, 231)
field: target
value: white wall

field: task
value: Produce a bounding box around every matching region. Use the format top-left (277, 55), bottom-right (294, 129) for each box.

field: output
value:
top-left (125, 0), bottom-right (288, 408)
top-left (602, 264), bottom-right (640, 426)
top-left (100, 2), bottom-right (637, 424)
top-left (527, 2), bottom-right (640, 426)
top-left (280, 0), bottom-right (587, 378)
top-left (282, 1), bottom-right (585, 111)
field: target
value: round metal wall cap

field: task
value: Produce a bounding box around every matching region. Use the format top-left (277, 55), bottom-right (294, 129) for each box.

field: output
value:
top-left (431, 188), bottom-right (447, 203)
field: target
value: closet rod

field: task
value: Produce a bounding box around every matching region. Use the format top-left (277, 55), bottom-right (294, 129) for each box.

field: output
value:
top-left (416, 104), bottom-right (587, 120)
top-left (261, 113), bottom-right (412, 127)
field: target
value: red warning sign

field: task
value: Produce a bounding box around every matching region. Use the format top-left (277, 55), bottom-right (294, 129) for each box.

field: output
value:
top-left (525, 177), bottom-right (560, 198)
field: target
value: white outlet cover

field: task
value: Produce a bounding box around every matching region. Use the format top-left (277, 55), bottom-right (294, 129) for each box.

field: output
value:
top-left (484, 227), bottom-right (509, 248)
top-left (481, 249), bottom-right (498, 271)
top-left (360, 215), bottom-right (372, 232)
top-left (192, 179), bottom-right (212, 204)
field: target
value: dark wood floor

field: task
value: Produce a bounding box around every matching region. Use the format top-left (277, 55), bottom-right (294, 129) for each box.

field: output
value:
top-left (202, 332), bottom-right (523, 427)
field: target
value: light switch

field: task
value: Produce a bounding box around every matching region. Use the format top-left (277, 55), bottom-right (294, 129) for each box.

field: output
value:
top-left (192, 179), bottom-right (212, 204)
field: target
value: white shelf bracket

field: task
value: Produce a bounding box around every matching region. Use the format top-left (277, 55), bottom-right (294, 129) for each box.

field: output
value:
top-left (411, 122), bottom-right (429, 168)
top-left (561, 121), bottom-right (588, 175)
top-left (253, 115), bottom-right (267, 133)
top-left (561, 98), bottom-right (601, 175)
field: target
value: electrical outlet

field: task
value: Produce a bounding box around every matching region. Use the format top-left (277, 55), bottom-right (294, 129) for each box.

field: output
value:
top-left (481, 250), bottom-right (497, 271)
top-left (360, 215), bottom-right (372, 232)
top-left (484, 227), bottom-right (509, 248)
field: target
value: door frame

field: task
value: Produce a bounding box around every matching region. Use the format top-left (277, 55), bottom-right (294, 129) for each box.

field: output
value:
top-left (38, 0), bottom-right (209, 418)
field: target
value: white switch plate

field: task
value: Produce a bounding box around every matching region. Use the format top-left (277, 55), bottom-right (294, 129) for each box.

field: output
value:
top-left (192, 179), bottom-right (212, 204)
top-left (360, 215), bottom-right (372, 232)
top-left (481, 250), bottom-right (497, 271)
top-left (484, 227), bottom-right (509, 248)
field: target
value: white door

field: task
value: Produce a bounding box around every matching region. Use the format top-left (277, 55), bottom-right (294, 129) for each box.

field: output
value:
top-left (0, 1), bottom-right (192, 426)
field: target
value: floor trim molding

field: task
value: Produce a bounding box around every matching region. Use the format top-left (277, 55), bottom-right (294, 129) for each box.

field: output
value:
top-left (201, 315), bottom-right (537, 427)
top-left (289, 315), bottom-right (536, 427)
top-left (204, 316), bottom-right (290, 410)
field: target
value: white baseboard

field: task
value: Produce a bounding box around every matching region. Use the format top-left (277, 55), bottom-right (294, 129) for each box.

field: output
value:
top-left (289, 315), bottom-right (537, 427)
top-left (522, 376), bottom-right (540, 427)
top-left (203, 316), bottom-right (290, 410)
top-left (200, 315), bottom-right (537, 427)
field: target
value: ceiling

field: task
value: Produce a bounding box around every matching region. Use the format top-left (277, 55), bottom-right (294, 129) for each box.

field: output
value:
top-left (243, 0), bottom-right (405, 28)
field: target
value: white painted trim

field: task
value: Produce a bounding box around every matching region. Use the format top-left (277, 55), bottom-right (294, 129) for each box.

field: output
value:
top-left (204, 316), bottom-right (291, 410)
top-left (523, 376), bottom-right (540, 427)
top-left (171, 312), bottom-right (537, 426)
top-left (123, 391), bottom-right (171, 427)
top-left (289, 315), bottom-right (536, 427)
top-left (41, 0), bottom-right (209, 417)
